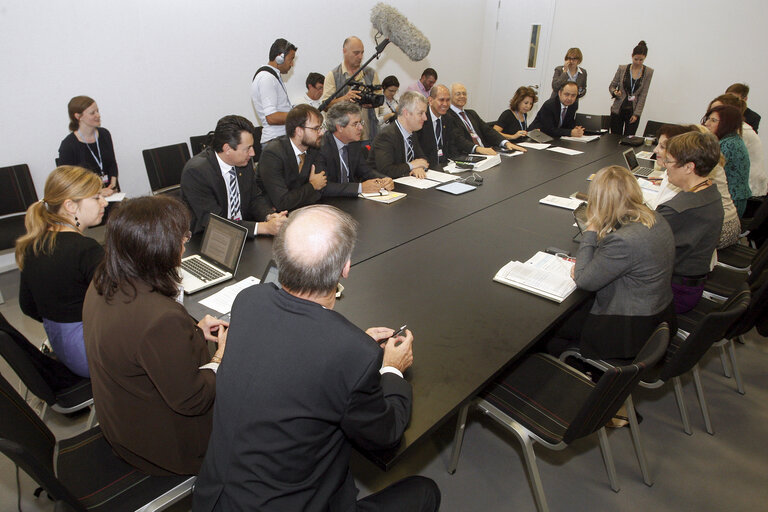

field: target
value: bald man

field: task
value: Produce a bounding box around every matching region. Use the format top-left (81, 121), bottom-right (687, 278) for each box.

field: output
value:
top-left (194, 205), bottom-right (441, 512)
top-left (322, 36), bottom-right (381, 141)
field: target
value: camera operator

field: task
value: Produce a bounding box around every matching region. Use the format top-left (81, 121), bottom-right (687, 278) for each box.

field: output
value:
top-left (322, 36), bottom-right (382, 141)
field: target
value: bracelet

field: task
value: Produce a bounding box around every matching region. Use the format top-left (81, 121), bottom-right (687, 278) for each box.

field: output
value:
top-left (210, 355), bottom-right (222, 364)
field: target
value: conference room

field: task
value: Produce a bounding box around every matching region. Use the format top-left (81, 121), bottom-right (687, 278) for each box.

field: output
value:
top-left (1, 1), bottom-right (767, 511)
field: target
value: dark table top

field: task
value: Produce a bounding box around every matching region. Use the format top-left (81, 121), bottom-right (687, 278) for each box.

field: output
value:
top-left (183, 134), bottom-right (630, 468)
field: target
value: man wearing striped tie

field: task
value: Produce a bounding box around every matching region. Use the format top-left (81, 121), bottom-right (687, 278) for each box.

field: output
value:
top-left (181, 115), bottom-right (287, 237)
top-left (368, 91), bottom-right (430, 179)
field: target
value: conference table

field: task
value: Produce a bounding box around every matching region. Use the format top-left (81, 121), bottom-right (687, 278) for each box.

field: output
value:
top-left (185, 134), bottom-right (636, 470)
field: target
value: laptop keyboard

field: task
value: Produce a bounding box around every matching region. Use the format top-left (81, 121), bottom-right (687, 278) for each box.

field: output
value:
top-left (182, 258), bottom-right (225, 282)
top-left (634, 166), bottom-right (655, 177)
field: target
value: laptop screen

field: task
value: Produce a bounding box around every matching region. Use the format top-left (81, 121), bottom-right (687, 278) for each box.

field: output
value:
top-left (200, 215), bottom-right (248, 273)
top-left (623, 149), bottom-right (639, 170)
top-left (260, 259), bottom-right (281, 287)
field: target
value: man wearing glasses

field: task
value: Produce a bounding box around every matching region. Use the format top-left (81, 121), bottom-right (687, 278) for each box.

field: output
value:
top-left (260, 104), bottom-right (329, 211)
top-left (315, 103), bottom-right (394, 197)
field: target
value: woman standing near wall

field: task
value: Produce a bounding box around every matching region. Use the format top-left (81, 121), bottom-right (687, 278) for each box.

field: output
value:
top-left (609, 41), bottom-right (654, 136)
top-left (57, 96), bottom-right (119, 196)
top-left (551, 47), bottom-right (587, 100)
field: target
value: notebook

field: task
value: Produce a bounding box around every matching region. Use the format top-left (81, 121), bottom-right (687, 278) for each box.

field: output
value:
top-left (180, 214), bottom-right (248, 294)
top-left (527, 129), bottom-right (554, 143)
top-left (623, 149), bottom-right (662, 178)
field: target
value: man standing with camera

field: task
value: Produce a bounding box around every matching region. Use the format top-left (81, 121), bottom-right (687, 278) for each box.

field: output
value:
top-left (322, 36), bottom-right (381, 142)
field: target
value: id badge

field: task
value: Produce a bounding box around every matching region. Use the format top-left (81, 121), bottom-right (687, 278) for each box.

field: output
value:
top-left (101, 174), bottom-right (109, 185)
top-left (628, 95), bottom-right (636, 102)
top-left (437, 148), bottom-right (444, 157)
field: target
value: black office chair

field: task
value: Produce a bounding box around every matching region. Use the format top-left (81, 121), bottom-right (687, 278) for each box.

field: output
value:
top-left (448, 324), bottom-right (669, 512)
top-left (575, 113), bottom-right (610, 131)
top-left (189, 134), bottom-right (211, 156)
top-left (0, 164), bottom-right (38, 251)
top-left (704, 242), bottom-right (768, 301)
top-left (0, 313), bottom-right (96, 428)
top-left (142, 143), bottom-right (191, 198)
top-left (0, 372), bottom-right (194, 512)
top-left (564, 284), bottom-right (750, 437)
top-left (678, 270), bottom-right (768, 394)
top-left (252, 126), bottom-right (263, 163)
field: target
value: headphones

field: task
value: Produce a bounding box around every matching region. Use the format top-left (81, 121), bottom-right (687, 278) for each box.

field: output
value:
top-left (275, 40), bottom-right (292, 65)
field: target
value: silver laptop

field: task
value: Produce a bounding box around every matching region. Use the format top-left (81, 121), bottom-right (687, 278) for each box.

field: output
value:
top-left (623, 149), bottom-right (662, 178)
top-left (180, 214), bottom-right (248, 294)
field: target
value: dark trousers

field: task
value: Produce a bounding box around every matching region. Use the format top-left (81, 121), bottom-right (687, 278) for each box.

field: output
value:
top-left (610, 110), bottom-right (640, 136)
top-left (357, 476), bottom-right (441, 512)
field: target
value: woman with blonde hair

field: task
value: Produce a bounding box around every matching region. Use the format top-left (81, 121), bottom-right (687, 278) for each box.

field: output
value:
top-left (16, 166), bottom-right (107, 377)
top-left (551, 47), bottom-right (587, 99)
top-left (550, 165), bottom-right (675, 361)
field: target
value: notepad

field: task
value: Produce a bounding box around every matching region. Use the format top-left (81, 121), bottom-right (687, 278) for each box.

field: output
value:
top-left (394, 176), bottom-right (440, 189)
top-left (493, 252), bottom-right (576, 303)
top-left (360, 191), bottom-right (407, 203)
top-left (519, 142), bottom-right (550, 150)
top-left (198, 276), bottom-right (260, 314)
top-left (539, 195), bottom-right (585, 210)
top-left (560, 135), bottom-right (600, 143)
top-left (546, 147), bottom-right (583, 156)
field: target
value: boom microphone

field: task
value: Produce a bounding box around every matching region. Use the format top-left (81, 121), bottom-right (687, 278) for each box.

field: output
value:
top-left (370, 3), bottom-right (431, 61)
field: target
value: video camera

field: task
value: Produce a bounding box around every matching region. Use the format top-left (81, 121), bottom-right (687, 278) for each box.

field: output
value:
top-left (349, 81), bottom-right (385, 108)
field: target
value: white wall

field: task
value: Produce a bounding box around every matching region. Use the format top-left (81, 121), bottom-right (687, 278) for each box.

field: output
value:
top-left (3, 0), bottom-right (767, 198)
top-left (0, 0), bottom-right (492, 196)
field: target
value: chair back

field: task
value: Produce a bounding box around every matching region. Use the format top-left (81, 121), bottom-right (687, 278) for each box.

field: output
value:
top-left (142, 143), bottom-right (191, 194)
top-left (189, 134), bottom-right (211, 156)
top-left (746, 195), bottom-right (768, 249)
top-left (563, 322), bottom-right (670, 443)
top-left (642, 120), bottom-right (666, 139)
top-left (0, 164), bottom-right (38, 216)
top-left (0, 313), bottom-right (83, 405)
top-left (575, 113), bottom-right (610, 131)
top-left (660, 283), bottom-right (751, 381)
top-left (747, 243), bottom-right (768, 284)
top-left (0, 372), bottom-right (83, 509)
top-left (727, 269), bottom-right (768, 339)
top-left (252, 126), bottom-right (263, 163)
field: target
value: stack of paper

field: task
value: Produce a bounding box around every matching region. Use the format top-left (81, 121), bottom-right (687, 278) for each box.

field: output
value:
top-left (560, 135), bottom-right (600, 143)
top-left (546, 147), bottom-right (583, 156)
top-left (519, 142), bottom-right (550, 150)
top-left (493, 251), bottom-right (576, 303)
top-left (539, 195), bottom-right (585, 210)
top-left (360, 191), bottom-right (407, 203)
top-left (443, 154), bottom-right (502, 174)
top-left (393, 170), bottom-right (458, 189)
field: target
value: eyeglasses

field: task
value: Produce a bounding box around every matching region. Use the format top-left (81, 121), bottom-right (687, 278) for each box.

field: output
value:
top-left (351, 121), bottom-right (365, 128)
top-left (302, 124), bottom-right (325, 133)
top-left (183, 231), bottom-right (192, 244)
top-left (661, 157), bottom-right (679, 167)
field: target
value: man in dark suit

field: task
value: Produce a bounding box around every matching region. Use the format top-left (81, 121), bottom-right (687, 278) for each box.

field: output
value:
top-left (529, 82), bottom-right (585, 138)
top-left (369, 91), bottom-right (430, 178)
top-left (315, 102), bottom-right (394, 196)
top-left (193, 205), bottom-right (441, 512)
top-left (180, 115), bottom-right (285, 237)
top-left (414, 84), bottom-right (451, 170)
top-left (443, 83), bottom-right (524, 158)
top-left (259, 104), bottom-right (328, 211)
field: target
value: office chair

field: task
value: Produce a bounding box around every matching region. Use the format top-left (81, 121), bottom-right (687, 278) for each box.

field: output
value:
top-left (0, 372), bottom-right (194, 512)
top-left (0, 164), bottom-right (38, 252)
top-left (0, 313), bottom-right (96, 429)
top-left (448, 324), bottom-right (669, 512)
top-left (142, 143), bottom-right (191, 197)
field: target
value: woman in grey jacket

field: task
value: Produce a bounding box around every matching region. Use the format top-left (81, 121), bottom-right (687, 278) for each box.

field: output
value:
top-left (568, 165), bottom-right (676, 360)
top-left (609, 41), bottom-right (654, 136)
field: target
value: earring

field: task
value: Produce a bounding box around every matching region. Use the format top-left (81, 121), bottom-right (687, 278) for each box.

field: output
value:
top-left (74, 215), bottom-right (80, 228)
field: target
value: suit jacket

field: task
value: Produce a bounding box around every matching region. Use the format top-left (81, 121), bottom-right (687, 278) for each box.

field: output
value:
top-left (443, 108), bottom-right (505, 158)
top-left (609, 64), bottom-right (654, 118)
top-left (83, 282), bottom-right (215, 475)
top-left (745, 107), bottom-right (761, 134)
top-left (259, 135), bottom-right (323, 211)
top-left (314, 131), bottom-right (385, 197)
top-left (180, 148), bottom-right (273, 237)
top-left (529, 96), bottom-right (578, 138)
top-left (414, 108), bottom-right (448, 170)
top-left (193, 284), bottom-right (412, 511)
top-left (368, 122), bottom-right (426, 178)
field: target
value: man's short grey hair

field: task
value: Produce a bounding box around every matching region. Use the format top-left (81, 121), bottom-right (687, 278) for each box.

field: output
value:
top-left (325, 102), bottom-right (363, 132)
top-left (273, 205), bottom-right (358, 295)
top-left (429, 84), bottom-right (449, 99)
top-left (397, 91), bottom-right (427, 116)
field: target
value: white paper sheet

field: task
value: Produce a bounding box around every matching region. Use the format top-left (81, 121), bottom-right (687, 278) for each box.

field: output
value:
top-left (105, 192), bottom-right (126, 202)
top-left (394, 176), bottom-right (440, 189)
top-left (198, 276), bottom-right (260, 314)
top-left (546, 147), bottom-right (583, 156)
top-left (519, 142), bottom-right (551, 150)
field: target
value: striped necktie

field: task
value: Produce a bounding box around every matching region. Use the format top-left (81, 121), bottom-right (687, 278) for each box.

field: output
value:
top-left (228, 168), bottom-right (241, 220)
top-left (406, 135), bottom-right (415, 162)
top-left (459, 111), bottom-right (482, 146)
top-left (340, 145), bottom-right (350, 183)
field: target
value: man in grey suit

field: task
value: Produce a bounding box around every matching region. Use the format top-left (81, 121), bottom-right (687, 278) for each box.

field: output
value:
top-left (193, 205), bottom-right (441, 511)
top-left (315, 102), bottom-right (394, 196)
top-left (368, 91), bottom-right (430, 178)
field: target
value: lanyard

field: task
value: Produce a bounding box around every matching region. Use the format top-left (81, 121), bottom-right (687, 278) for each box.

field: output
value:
top-left (629, 67), bottom-right (642, 95)
top-left (78, 130), bottom-right (103, 172)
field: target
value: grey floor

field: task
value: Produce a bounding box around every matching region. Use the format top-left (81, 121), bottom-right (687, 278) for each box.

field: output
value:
top-left (2, 264), bottom-right (767, 512)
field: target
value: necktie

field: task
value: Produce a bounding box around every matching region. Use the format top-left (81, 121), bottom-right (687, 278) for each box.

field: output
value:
top-left (459, 111), bottom-right (482, 147)
top-left (228, 168), bottom-right (241, 220)
top-left (298, 153), bottom-right (306, 173)
top-left (560, 106), bottom-right (567, 127)
top-left (406, 135), bottom-right (415, 162)
top-left (435, 117), bottom-right (443, 149)
top-left (340, 145), bottom-right (350, 183)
